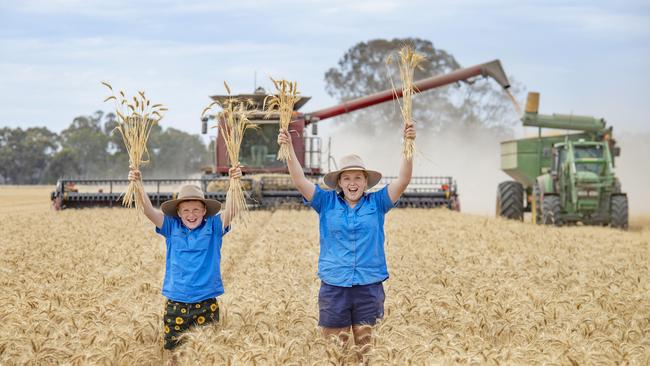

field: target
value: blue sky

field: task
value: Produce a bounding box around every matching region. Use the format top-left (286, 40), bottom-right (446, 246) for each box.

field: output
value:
top-left (1, 0), bottom-right (649, 136)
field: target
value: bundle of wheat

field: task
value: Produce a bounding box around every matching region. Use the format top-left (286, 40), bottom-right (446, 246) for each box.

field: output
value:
top-left (388, 45), bottom-right (424, 161)
top-left (102, 82), bottom-right (166, 214)
top-left (202, 82), bottom-right (257, 225)
top-left (264, 78), bottom-right (300, 162)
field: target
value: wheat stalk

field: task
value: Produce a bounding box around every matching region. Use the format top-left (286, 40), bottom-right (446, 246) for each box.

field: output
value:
top-left (387, 45), bottom-right (424, 161)
top-left (102, 82), bottom-right (166, 214)
top-left (201, 82), bottom-right (257, 225)
top-left (264, 78), bottom-right (300, 162)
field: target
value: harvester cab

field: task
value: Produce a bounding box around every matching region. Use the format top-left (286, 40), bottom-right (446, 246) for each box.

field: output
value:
top-left (53, 59), bottom-right (512, 211)
top-left (497, 92), bottom-right (628, 229)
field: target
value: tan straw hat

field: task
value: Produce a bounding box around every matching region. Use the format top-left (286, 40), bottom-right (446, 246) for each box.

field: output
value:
top-left (160, 184), bottom-right (221, 217)
top-left (323, 154), bottom-right (382, 190)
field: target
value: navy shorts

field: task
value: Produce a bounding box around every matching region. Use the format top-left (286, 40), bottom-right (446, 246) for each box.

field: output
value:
top-left (318, 281), bottom-right (385, 328)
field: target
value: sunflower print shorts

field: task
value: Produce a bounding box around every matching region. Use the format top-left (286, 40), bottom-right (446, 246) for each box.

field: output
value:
top-left (163, 297), bottom-right (219, 350)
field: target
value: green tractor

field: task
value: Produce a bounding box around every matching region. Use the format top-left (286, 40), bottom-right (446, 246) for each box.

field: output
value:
top-left (496, 92), bottom-right (628, 229)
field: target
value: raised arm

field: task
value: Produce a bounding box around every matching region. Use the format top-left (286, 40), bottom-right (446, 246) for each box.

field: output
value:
top-left (220, 163), bottom-right (242, 230)
top-left (277, 129), bottom-right (316, 201)
top-left (388, 124), bottom-right (416, 203)
top-left (128, 169), bottom-right (164, 228)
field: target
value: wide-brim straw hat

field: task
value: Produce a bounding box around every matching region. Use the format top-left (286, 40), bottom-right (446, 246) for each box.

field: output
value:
top-left (160, 184), bottom-right (221, 217)
top-left (323, 154), bottom-right (382, 190)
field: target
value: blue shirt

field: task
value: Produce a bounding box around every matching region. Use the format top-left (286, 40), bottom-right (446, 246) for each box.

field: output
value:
top-left (155, 214), bottom-right (230, 303)
top-left (304, 184), bottom-right (396, 287)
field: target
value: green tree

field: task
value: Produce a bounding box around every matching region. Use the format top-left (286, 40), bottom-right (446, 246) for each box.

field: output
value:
top-left (324, 38), bottom-right (522, 136)
top-left (42, 148), bottom-right (81, 183)
top-left (149, 128), bottom-right (209, 177)
top-left (0, 127), bottom-right (18, 183)
top-left (59, 111), bottom-right (110, 177)
top-left (0, 127), bottom-right (58, 184)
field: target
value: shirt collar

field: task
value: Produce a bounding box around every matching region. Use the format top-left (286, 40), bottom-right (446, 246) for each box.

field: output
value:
top-left (336, 190), bottom-right (369, 209)
top-left (180, 217), bottom-right (208, 232)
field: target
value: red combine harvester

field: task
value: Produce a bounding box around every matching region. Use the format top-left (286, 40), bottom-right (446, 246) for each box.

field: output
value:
top-left (52, 60), bottom-right (510, 210)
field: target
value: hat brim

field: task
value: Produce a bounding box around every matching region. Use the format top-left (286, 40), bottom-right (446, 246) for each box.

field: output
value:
top-left (323, 167), bottom-right (382, 190)
top-left (160, 197), bottom-right (222, 217)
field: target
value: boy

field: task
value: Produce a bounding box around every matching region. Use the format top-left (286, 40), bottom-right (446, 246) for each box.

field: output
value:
top-left (128, 165), bottom-right (240, 358)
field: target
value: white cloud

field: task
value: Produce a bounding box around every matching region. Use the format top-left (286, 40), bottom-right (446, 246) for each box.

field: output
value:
top-left (0, 35), bottom-right (337, 133)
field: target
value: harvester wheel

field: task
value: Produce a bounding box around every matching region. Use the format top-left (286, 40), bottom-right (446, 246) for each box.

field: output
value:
top-left (542, 195), bottom-right (563, 226)
top-left (496, 181), bottom-right (524, 220)
top-left (610, 195), bottom-right (628, 230)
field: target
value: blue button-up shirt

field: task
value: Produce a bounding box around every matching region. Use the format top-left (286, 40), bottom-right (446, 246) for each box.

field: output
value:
top-left (304, 184), bottom-right (396, 287)
top-left (155, 214), bottom-right (230, 303)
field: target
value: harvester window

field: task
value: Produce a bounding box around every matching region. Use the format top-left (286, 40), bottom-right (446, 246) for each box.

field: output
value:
top-left (574, 145), bottom-right (603, 159)
top-left (573, 146), bottom-right (604, 174)
top-left (239, 124), bottom-right (283, 168)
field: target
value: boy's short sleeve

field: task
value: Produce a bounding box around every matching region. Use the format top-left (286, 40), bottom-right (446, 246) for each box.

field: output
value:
top-left (211, 213), bottom-right (230, 236)
top-left (303, 184), bottom-right (328, 213)
top-left (374, 185), bottom-right (397, 213)
top-left (155, 215), bottom-right (174, 238)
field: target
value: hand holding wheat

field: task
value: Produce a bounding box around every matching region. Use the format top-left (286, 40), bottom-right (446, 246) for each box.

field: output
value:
top-left (102, 82), bottom-right (166, 214)
top-left (404, 123), bottom-right (416, 142)
top-left (276, 129), bottom-right (292, 147)
top-left (127, 169), bottom-right (142, 183)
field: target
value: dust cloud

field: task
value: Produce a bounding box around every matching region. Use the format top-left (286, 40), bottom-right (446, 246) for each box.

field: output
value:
top-left (615, 132), bottom-right (650, 215)
top-left (326, 124), bottom-right (511, 215)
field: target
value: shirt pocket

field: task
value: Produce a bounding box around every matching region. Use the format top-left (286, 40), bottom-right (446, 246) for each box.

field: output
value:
top-left (357, 204), bottom-right (378, 234)
top-left (194, 228), bottom-right (214, 250)
top-left (358, 204), bottom-right (377, 217)
top-left (325, 208), bottom-right (347, 242)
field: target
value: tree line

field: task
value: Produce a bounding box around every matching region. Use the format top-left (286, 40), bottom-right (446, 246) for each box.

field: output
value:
top-left (0, 111), bottom-right (212, 184)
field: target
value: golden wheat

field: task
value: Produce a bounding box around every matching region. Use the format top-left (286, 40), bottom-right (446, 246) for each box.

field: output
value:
top-left (102, 82), bottom-right (166, 215)
top-left (264, 78), bottom-right (301, 162)
top-left (201, 82), bottom-right (257, 226)
top-left (1, 186), bottom-right (649, 365)
top-left (387, 45), bottom-right (424, 161)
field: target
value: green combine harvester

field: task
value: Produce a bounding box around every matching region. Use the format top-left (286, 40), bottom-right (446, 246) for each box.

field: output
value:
top-left (497, 92), bottom-right (628, 229)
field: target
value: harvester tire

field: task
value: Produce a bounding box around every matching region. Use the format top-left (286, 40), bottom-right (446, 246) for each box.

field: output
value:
top-left (610, 195), bottom-right (628, 230)
top-left (542, 195), bottom-right (563, 226)
top-left (496, 181), bottom-right (524, 221)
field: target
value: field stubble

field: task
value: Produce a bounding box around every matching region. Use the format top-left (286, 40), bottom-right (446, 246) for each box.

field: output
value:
top-left (0, 187), bottom-right (648, 365)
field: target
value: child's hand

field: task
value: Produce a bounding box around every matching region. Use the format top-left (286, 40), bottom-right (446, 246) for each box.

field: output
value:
top-left (229, 163), bottom-right (242, 179)
top-left (404, 123), bottom-right (416, 140)
top-left (128, 169), bottom-right (142, 182)
top-left (277, 129), bottom-right (292, 146)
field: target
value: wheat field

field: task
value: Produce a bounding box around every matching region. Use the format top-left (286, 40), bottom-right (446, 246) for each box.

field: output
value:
top-left (0, 186), bottom-right (648, 365)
